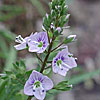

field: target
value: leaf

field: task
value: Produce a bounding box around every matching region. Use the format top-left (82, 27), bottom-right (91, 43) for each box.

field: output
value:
top-left (0, 79), bottom-right (8, 100)
top-left (54, 81), bottom-right (72, 91)
top-left (25, 70), bottom-right (33, 78)
top-left (4, 46), bottom-right (17, 71)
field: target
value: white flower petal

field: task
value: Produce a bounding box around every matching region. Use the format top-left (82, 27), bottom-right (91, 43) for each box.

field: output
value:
top-left (42, 76), bottom-right (53, 90)
top-left (24, 81), bottom-right (34, 96)
top-left (33, 87), bottom-right (46, 100)
top-left (14, 43), bottom-right (26, 50)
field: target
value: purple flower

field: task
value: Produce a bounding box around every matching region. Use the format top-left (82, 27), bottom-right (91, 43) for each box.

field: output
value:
top-left (50, 23), bottom-right (54, 29)
top-left (52, 46), bottom-right (77, 76)
top-left (24, 70), bottom-right (53, 100)
top-left (56, 27), bottom-right (61, 33)
top-left (28, 32), bottom-right (48, 53)
top-left (14, 35), bottom-right (30, 50)
top-left (14, 32), bottom-right (48, 53)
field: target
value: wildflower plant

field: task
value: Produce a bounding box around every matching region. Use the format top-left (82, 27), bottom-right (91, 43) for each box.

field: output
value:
top-left (0, 0), bottom-right (77, 100)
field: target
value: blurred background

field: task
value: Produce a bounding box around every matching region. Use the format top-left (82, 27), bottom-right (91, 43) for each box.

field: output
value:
top-left (0, 0), bottom-right (100, 100)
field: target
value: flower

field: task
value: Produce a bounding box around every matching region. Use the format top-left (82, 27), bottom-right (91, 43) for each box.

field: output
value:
top-left (24, 70), bottom-right (53, 100)
top-left (52, 46), bottom-right (77, 76)
top-left (14, 32), bottom-right (48, 53)
top-left (14, 35), bottom-right (30, 50)
top-left (56, 27), bottom-right (61, 33)
top-left (50, 23), bottom-right (54, 29)
top-left (28, 32), bottom-right (48, 53)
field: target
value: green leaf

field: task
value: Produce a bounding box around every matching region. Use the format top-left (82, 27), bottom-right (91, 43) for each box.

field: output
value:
top-left (63, 37), bottom-right (75, 44)
top-left (4, 46), bottom-right (17, 71)
top-left (25, 70), bottom-right (33, 78)
top-left (54, 81), bottom-right (72, 91)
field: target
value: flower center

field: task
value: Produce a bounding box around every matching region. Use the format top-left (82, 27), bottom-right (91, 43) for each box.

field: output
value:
top-left (68, 54), bottom-right (73, 57)
top-left (38, 41), bottom-right (43, 47)
top-left (57, 59), bottom-right (62, 66)
top-left (34, 81), bottom-right (41, 88)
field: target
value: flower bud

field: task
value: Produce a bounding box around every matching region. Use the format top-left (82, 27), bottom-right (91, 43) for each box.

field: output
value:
top-left (56, 27), bottom-right (61, 33)
top-left (67, 35), bottom-right (76, 41)
top-left (64, 35), bottom-right (77, 44)
top-left (66, 14), bottom-right (70, 20)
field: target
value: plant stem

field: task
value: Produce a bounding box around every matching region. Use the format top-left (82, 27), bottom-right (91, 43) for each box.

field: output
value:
top-left (45, 64), bottom-right (52, 69)
top-left (36, 53), bottom-right (43, 63)
top-left (27, 96), bottom-right (32, 100)
top-left (47, 31), bottom-right (50, 44)
top-left (40, 36), bottom-right (55, 73)
top-left (51, 42), bottom-right (63, 52)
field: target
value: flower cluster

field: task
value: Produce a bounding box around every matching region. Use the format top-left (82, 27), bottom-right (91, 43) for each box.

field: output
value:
top-left (14, 0), bottom-right (77, 100)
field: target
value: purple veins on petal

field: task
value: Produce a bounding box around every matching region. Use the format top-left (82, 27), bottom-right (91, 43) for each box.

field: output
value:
top-left (24, 70), bottom-right (53, 100)
top-left (52, 46), bottom-right (77, 76)
top-left (28, 32), bottom-right (49, 53)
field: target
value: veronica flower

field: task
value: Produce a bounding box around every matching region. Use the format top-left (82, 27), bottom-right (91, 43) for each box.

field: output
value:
top-left (24, 70), bottom-right (53, 100)
top-left (50, 23), bottom-right (54, 29)
top-left (52, 46), bottom-right (77, 76)
top-left (28, 32), bottom-right (48, 53)
top-left (56, 27), bottom-right (61, 33)
top-left (14, 35), bottom-right (30, 50)
top-left (14, 32), bottom-right (48, 53)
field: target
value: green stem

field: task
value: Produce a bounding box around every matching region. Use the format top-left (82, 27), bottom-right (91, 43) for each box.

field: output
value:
top-left (36, 53), bottom-right (43, 63)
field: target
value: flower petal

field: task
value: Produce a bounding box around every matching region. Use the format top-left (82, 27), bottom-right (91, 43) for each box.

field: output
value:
top-left (42, 76), bottom-right (53, 90)
top-left (14, 43), bottom-right (26, 50)
top-left (28, 45), bottom-right (40, 52)
top-left (33, 87), bottom-right (46, 100)
top-left (52, 61), bottom-right (68, 76)
top-left (64, 57), bottom-right (77, 68)
top-left (24, 81), bottom-right (34, 96)
top-left (28, 32), bottom-right (48, 53)
top-left (57, 67), bottom-right (69, 76)
top-left (28, 70), bottom-right (44, 84)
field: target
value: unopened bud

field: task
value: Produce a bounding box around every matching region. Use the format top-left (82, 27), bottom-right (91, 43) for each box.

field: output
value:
top-left (56, 27), bottom-right (61, 33)
top-left (67, 35), bottom-right (76, 41)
